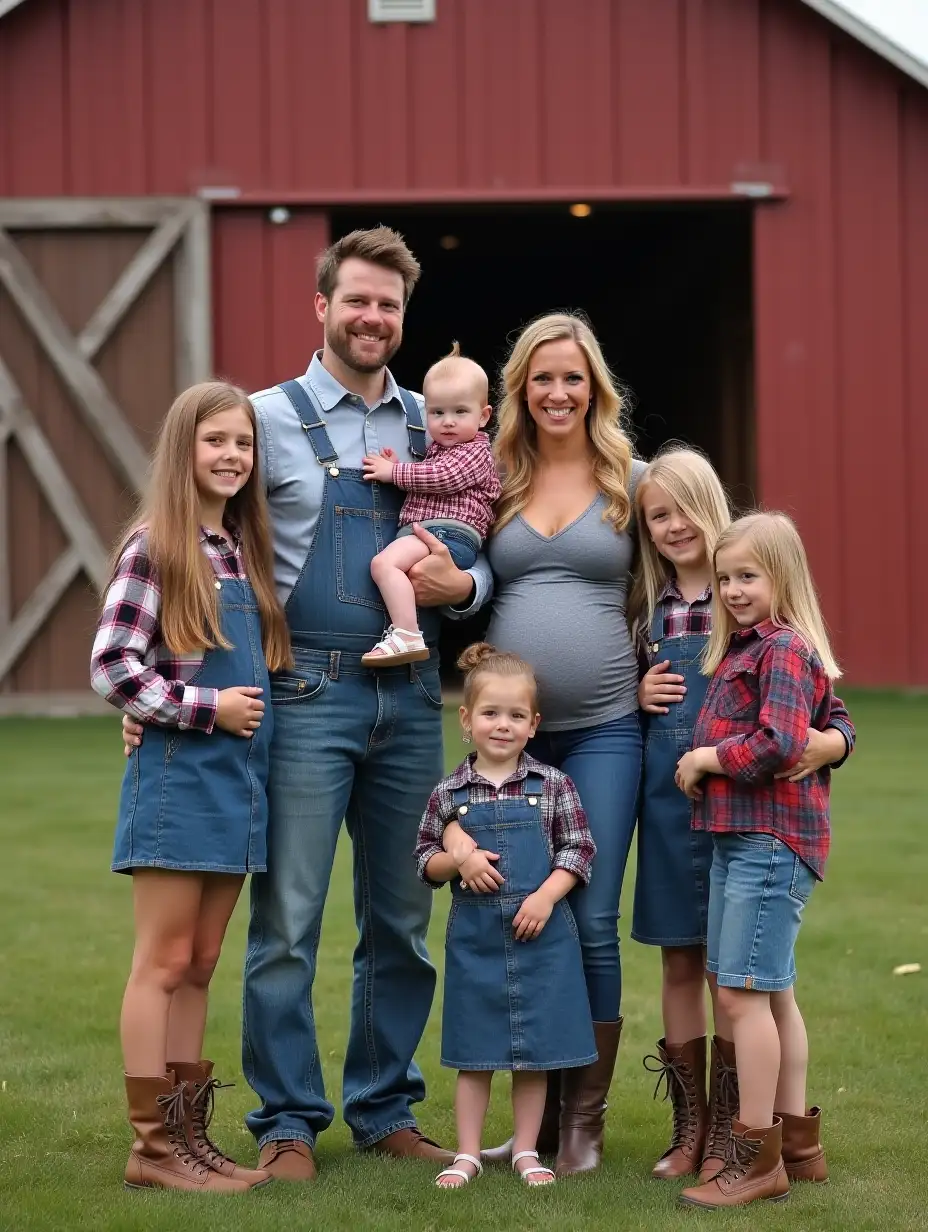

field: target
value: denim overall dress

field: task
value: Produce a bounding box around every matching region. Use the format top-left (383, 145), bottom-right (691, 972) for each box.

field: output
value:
top-left (631, 603), bottom-right (714, 946)
top-left (441, 774), bottom-right (597, 1072)
top-left (113, 572), bottom-right (273, 874)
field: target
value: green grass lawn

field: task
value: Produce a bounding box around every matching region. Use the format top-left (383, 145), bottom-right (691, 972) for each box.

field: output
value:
top-left (1, 693), bottom-right (926, 1230)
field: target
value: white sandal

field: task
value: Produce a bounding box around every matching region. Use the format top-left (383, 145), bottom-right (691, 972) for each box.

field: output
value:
top-left (436, 1152), bottom-right (483, 1188)
top-left (512, 1149), bottom-right (556, 1186)
top-left (361, 626), bottom-right (429, 668)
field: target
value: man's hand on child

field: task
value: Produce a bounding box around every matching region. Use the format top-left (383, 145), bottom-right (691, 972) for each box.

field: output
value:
top-left (513, 889), bottom-right (554, 940)
top-left (362, 450), bottom-right (397, 483)
top-left (458, 849), bottom-right (504, 894)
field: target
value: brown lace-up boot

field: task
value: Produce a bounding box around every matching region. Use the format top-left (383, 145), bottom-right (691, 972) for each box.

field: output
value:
top-left (123, 1073), bottom-right (250, 1192)
top-left (170, 1059), bottom-right (272, 1187)
top-left (644, 1036), bottom-right (708, 1179)
top-left (481, 1071), bottom-right (561, 1164)
top-left (698, 1035), bottom-right (739, 1182)
top-left (680, 1117), bottom-right (789, 1208)
top-left (777, 1106), bottom-right (828, 1182)
top-left (555, 1018), bottom-right (622, 1177)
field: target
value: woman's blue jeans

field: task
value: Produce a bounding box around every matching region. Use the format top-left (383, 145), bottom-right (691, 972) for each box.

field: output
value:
top-left (528, 712), bottom-right (643, 1021)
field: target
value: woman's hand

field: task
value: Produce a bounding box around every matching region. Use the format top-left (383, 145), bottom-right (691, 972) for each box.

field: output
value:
top-left (775, 726), bottom-right (847, 782)
top-left (408, 525), bottom-right (474, 607)
top-left (675, 749), bottom-right (707, 799)
top-left (458, 849), bottom-right (504, 894)
top-left (638, 660), bottom-right (686, 714)
top-left (513, 888), bottom-right (554, 940)
top-left (121, 714), bottom-right (144, 757)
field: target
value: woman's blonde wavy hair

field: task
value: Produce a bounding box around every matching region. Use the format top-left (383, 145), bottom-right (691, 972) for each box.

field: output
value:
top-left (703, 512), bottom-right (840, 679)
top-left (493, 313), bottom-right (635, 533)
top-left (628, 447), bottom-right (731, 638)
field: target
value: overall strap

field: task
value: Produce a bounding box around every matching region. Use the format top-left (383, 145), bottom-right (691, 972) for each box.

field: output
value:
top-left (649, 601), bottom-right (666, 649)
top-left (451, 784), bottom-right (470, 810)
top-left (398, 387), bottom-right (427, 459)
top-left (524, 773), bottom-right (545, 799)
top-left (280, 379), bottom-right (339, 466)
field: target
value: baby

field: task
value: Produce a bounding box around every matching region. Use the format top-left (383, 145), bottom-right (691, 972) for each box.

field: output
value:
top-left (361, 343), bottom-right (501, 666)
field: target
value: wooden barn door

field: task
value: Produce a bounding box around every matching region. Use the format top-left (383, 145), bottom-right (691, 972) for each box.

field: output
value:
top-left (0, 198), bottom-right (210, 713)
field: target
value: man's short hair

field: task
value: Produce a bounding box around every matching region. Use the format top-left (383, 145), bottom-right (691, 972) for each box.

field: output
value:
top-left (316, 226), bottom-right (421, 305)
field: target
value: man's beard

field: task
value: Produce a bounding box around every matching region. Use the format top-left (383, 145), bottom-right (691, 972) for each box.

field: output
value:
top-left (326, 322), bottom-right (402, 374)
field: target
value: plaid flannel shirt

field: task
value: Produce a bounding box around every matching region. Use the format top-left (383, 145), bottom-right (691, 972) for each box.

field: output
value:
top-left (89, 527), bottom-right (245, 732)
top-left (691, 620), bottom-right (856, 878)
top-left (415, 752), bottom-right (596, 887)
top-left (392, 431), bottom-right (501, 540)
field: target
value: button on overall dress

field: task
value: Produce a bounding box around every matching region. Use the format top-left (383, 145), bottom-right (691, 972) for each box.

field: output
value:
top-left (631, 604), bottom-right (714, 946)
top-left (441, 773), bottom-right (597, 1072)
top-left (113, 572), bottom-right (273, 874)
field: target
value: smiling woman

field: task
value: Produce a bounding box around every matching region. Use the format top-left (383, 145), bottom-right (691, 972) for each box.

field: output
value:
top-left (477, 312), bottom-right (645, 1175)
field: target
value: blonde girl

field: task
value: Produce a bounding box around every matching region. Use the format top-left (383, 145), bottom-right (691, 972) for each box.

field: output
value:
top-left (674, 513), bottom-right (855, 1210)
top-left (91, 381), bottom-right (290, 1194)
top-left (480, 312), bottom-right (645, 1175)
top-left (414, 643), bottom-right (597, 1190)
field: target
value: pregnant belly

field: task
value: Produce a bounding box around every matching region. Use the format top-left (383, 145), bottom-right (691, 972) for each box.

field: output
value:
top-left (487, 589), bottom-right (635, 729)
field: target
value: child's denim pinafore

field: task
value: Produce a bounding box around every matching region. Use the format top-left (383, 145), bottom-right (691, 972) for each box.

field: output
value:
top-left (441, 773), bottom-right (597, 1072)
top-left (112, 573), bottom-right (272, 875)
top-left (632, 603), bottom-right (714, 946)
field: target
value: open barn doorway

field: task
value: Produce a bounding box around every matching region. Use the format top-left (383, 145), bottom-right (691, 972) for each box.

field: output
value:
top-left (331, 203), bottom-right (755, 674)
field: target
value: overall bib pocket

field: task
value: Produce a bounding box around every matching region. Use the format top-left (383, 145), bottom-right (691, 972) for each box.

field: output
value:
top-left (334, 506), bottom-right (398, 609)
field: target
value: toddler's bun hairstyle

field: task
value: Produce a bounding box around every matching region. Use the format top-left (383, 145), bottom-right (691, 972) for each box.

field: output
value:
top-left (457, 642), bottom-right (538, 709)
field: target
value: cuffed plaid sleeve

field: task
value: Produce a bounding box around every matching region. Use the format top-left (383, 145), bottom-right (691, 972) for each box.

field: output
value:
top-left (549, 772), bottom-right (596, 886)
top-left (414, 785), bottom-right (451, 886)
top-left (89, 536), bottom-right (218, 731)
top-left (392, 438), bottom-right (495, 497)
top-left (714, 643), bottom-right (813, 783)
top-left (825, 693), bottom-right (856, 768)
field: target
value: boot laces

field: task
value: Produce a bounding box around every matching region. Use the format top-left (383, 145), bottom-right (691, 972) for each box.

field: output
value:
top-left (643, 1052), bottom-right (698, 1151)
top-left (704, 1061), bottom-right (739, 1159)
top-left (717, 1131), bottom-right (761, 1184)
top-left (188, 1077), bottom-right (236, 1166)
top-left (156, 1084), bottom-right (211, 1176)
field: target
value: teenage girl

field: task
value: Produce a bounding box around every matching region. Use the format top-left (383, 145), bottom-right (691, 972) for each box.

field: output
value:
top-left (630, 453), bottom-right (855, 1187)
top-left (674, 512), bottom-right (854, 1210)
top-left (90, 381), bottom-right (290, 1193)
top-left (414, 643), bottom-right (597, 1189)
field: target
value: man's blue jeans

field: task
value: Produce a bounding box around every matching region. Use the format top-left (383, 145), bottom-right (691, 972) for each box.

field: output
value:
top-left (242, 648), bottom-right (444, 1149)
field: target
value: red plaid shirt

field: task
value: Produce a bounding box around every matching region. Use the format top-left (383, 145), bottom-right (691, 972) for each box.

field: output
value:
top-left (415, 752), bottom-right (596, 887)
top-left (391, 431), bottom-right (501, 539)
top-left (691, 620), bottom-right (855, 879)
top-left (89, 527), bottom-right (245, 732)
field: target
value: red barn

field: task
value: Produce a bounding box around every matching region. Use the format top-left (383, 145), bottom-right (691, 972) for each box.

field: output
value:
top-left (0, 0), bottom-right (925, 708)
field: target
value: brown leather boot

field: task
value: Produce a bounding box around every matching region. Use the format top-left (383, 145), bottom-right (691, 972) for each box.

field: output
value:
top-left (481, 1071), bottom-right (561, 1164)
top-left (170, 1060), bottom-right (272, 1187)
top-left (644, 1036), bottom-right (708, 1179)
top-left (123, 1073), bottom-right (250, 1192)
top-left (777, 1106), bottom-right (828, 1182)
top-left (679, 1118), bottom-right (790, 1208)
top-left (555, 1018), bottom-right (622, 1177)
top-left (698, 1035), bottom-right (739, 1182)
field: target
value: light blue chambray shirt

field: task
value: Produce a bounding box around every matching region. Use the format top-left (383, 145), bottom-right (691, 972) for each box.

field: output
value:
top-left (252, 352), bottom-right (492, 614)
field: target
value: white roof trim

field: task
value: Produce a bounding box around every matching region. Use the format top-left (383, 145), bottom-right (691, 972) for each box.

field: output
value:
top-left (799, 0), bottom-right (928, 89)
top-left (1, 0), bottom-right (926, 92)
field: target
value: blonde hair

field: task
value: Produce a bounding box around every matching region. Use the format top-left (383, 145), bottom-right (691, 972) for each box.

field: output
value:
top-left (457, 642), bottom-right (538, 710)
top-left (703, 512), bottom-right (840, 679)
top-left (493, 313), bottom-right (634, 534)
top-left (110, 381), bottom-right (291, 671)
top-left (628, 448), bottom-right (731, 637)
top-left (424, 340), bottom-right (490, 404)
top-left (316, 225), bottom-right (421, 305)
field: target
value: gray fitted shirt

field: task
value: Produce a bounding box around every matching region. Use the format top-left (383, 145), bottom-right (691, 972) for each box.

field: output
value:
top-left (252, 353), bottom-right (491, 611)
top-left (486, 460), bottom-right (647, 731)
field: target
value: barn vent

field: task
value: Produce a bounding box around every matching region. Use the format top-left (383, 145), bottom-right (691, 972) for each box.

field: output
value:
top-left (368, 0), bottom-right (436, 23)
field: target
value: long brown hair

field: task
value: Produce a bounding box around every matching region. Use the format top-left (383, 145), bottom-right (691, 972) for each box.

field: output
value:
top-left (111, 381), bottom-right (290, 671)
top-left (493, 313), bottom-right (634, 534)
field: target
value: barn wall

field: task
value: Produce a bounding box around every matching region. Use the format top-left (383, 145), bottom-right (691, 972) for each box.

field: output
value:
top-left (1, 0), bottom-right (926, 684)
